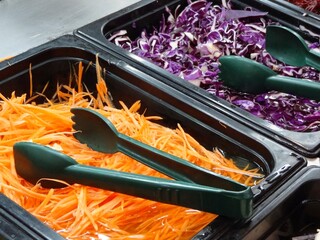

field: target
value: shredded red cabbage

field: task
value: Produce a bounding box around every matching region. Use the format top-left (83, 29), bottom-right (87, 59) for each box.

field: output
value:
top-left (110, 0), bottom-right (320, 132)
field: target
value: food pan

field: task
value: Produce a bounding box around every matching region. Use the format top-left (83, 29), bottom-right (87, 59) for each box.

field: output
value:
top-left (75, 0), bottom-right (320, 157)
top-left (200, 166), bottom-right (320, 240)
top-left (0, 35), bottom-right (306, 239)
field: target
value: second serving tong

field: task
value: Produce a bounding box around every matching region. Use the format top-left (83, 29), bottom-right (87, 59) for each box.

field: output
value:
top-left (219, 55), bottom-right (320, 101)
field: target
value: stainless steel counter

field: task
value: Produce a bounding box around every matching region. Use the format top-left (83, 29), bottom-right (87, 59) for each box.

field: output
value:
top-left (0, 0), bottom-right (140, 58)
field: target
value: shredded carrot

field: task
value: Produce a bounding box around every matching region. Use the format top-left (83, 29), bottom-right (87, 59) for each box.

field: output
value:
top-left (77, 61), bottom-right (84, 93)
top-left (0, 59), bottom-right (263, 239)
top-left (29, 63), bottom-right (33, 97)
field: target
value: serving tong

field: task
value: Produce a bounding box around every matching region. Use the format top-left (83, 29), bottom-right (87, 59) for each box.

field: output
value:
top-left (219, 25), bottom-right (320, 100)
top-left (13, 108), bottom-right (255, 219)
top-left (265, 25), bottom-right (320, 71)
top-left (219, 56), bottom-right (320, 100)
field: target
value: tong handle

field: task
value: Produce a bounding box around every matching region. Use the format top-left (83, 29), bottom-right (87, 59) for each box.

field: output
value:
top-left (307, 49), bottom-right (320, 71)
top-left (267, 75), bottom-right (320, 101)
top-left (14, 142), bottom-right (253, 219)
top-left (118, 134), bottom-right (245, 191)
top-left (64, 164), bottom-right (253, 218)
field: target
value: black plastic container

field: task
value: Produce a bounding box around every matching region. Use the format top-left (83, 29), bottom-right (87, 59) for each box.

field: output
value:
top-left (0, 193), bottom-right (64, 240)
top-left (76, 0), bottom-right (320, 158)
top-left (200, 166), bottom-right (320, 240)
top-left (0, 35), bottom-right (306, 238)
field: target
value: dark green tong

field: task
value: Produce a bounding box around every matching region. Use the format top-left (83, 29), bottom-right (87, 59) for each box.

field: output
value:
top-left (13, 108), bottom-right (255, 219)
top-left (219, 26), bottom-right (320, 99)
top-left (266, 25), bottom-right (320, 71)
top-left (219, 56), bottom-right (320, 100)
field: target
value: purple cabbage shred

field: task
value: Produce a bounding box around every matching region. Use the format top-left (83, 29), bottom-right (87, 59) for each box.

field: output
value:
top-left (109, 0), bottom-right (320, 132)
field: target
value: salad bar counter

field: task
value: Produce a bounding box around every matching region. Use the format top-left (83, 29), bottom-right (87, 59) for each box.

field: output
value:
top-left (0, 0), bottom-right (319, 239)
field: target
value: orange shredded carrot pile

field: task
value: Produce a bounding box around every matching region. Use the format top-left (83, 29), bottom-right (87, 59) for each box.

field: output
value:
top-left (0, 60), bottom-right (263, 239)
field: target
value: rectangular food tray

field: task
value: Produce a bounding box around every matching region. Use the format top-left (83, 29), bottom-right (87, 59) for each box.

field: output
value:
top-left (0, 35), bottom-right (306, 239)
top-left (75, 0), bottom-right (320, 158)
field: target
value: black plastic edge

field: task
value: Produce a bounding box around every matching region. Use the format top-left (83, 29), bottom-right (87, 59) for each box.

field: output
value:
top-left (0, 193), bottom-right (64, 240)
top-left (193, 165), bottom-right (320, 239)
